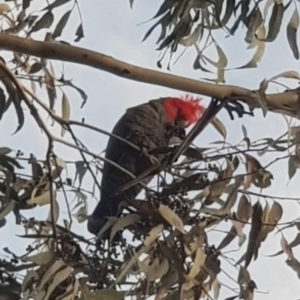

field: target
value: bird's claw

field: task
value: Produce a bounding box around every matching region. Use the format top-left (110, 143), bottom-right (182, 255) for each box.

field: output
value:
top-left (141, 147), bottom-right (159, 165)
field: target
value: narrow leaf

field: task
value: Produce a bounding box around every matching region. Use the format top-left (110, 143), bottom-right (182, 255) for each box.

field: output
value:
top-left (288, 155), bottom-right (299, 180)
top-left (158, 204), bottom-right (184, 233)
top-left (110, 214), bottom-right (140, 241)
top-left (0, 147), bottom-right (12, 155)
top-left (74, 23), bottom-right (84, 42)
top-left (185, 248), bottom-right (206, 281)
top-left (210, 116), bottom-right (227, 139)
top-left (25, 251), bottom-right (55, 265)
top-left (52, 10), bottom-right (72, 39)
top-left (61, 92), bottom-right (70, 137)
top-left (245, 202), bottom-right (262, 268)
top-left (74, 161), bottom-right (87, 187)
top-left (43, 0), bottom-right (71, 10)
top-left (28, 62), bottom-right (43, 74)
top-left (23, 0), bottom-right (31, 10)
top-left (0, 200), bottom-right (15, 220)
top-left (287, 8), bottom-right (299, 59)
top-left (43, 266), bottom-right (72, 300)
top-left (269, 70), bottom-right (300, 81)
top-left (263, 2), bottom-right (284, 42)
top-left (30, 11), bottom-right (54, 33)
top-left (144, 224), bottom-right (164, 247)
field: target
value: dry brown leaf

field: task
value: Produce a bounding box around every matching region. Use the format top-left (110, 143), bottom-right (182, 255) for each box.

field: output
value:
top-left (204, 159), bottom-right (235, 205)
top-left (184, 224), bottom-right (206, 255)
top-left (43, 266), bottom-right (73, 300)
top-left (245, 202), bottom-right (263, 268)
top-left (0, 200), bottom-right (15, 220)
top-left (210, 116), bottom-right (227, 139)
top-left (92, 289), bottom-right (123, 300)
top-left (55, 282), bottom-right (74, 300)
top-left (281, 235), bottom-right (294, 258)
top-left (180, 25), bottom-right (202, 47)
top-left (184, 247), bottom-right (206, 281)
top-left (0, 4), bottom-right (10, 14)
top-left (243, 154), bottom-right (262, 190)
top-left (110, 214), bottom-right (140, 241)
top-left (212, 278), bottom-right (221, 299)
top-left (140, 257), bottom-right (169, 281)
top-left (144, 224), bottom-right (164, 247)
top-left (269, 70), bottom-right (300, 81)
top-left (27, 188), bottom-right (57, 206)
top-left (237, 195), bottom-right (253, 221)
top-left (158, 204), bottom-right (184, 233)
top-left (97, 216), bottom-right (118, 239)
top-left (22, 270), bottom-right (39, 295)
top-left (38, 259), bottom-right (66, 292)
top-left (242, 23), bottom-right (266, 68)
top-left (25, 251), bottom-right (55, 265)
top-left (259, 201), bottom-right (283, 243)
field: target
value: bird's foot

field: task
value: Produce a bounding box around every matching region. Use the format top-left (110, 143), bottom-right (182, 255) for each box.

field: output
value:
top-left (141, 147), bottom-right (159, 165)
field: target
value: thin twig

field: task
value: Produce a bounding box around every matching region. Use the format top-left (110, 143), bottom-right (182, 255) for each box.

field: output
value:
top-left (23, 86), bottom-right (141, 151)
top-left (68, 125), bottom-right (102, 198)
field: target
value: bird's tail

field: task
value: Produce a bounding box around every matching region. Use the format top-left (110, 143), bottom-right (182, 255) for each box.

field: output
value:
top-left (87, 193), bottom-right (123, 236)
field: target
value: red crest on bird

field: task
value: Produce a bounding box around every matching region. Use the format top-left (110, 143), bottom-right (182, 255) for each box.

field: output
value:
top-left (163, 95), bottom-right (204, 126)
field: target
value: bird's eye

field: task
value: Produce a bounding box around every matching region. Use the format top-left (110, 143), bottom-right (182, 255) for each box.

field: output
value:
top-left (173, 127), bottom-right (186, 139)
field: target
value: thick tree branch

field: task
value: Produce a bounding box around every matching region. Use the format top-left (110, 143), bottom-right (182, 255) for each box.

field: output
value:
top-left (0, 33), bottom-right (299, 116)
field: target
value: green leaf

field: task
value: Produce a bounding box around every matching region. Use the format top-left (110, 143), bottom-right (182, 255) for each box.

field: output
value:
top-left (28, 62), bottom-right (43, 74)
top-left (57, 76), bottom-right (87, 107)
top-left (0, 147), bottom-right (12, 155)
top-left (0, 87), bottom-right (6, 120)
top-left (288, 155), bottom-right (300, 180)
top-left (31, 159), bottom-right (43, 179)
top-left (22, 0), bottom-right (31, 10)
top-left (43, 0), bottom-right (71, 11)
top-left (0, 200), bottom-right (15, 221)
top-left (263, 2), bottom-right (284, 42)
top-left (5, 156), bottom-right (23, 169)
top-left (287, 8), bottom-right (299, 59)
top-left (1, 76), bottom-right (24, 133)
top-left (74, 161), bottom-right (87, 187)
top-left (74, 23), bottom-right (84, 42)
top-left (30, 11), bottom-right (54, 33)
top-left (52, 10), bottom-right (72, 39)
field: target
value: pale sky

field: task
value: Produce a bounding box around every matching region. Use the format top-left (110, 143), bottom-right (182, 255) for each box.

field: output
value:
top-left (1, 0), bottom-right (300, 299)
